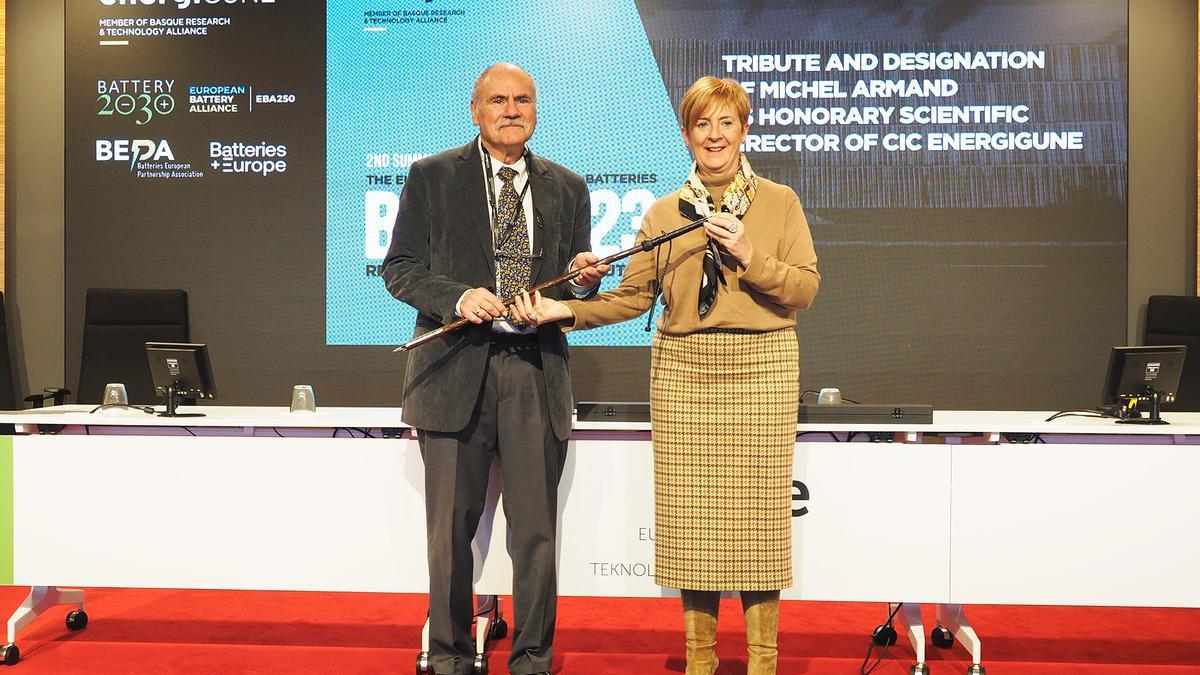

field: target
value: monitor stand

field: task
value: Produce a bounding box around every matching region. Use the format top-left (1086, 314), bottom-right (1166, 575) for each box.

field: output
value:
top-left (157, 384), bottom-right (206, 418)
top-left (1117, 389), bottom-right (1169, 425)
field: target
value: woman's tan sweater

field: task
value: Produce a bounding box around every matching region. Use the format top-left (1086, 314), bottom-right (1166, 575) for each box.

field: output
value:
top-left (564, 177), bottom-right (819, 333)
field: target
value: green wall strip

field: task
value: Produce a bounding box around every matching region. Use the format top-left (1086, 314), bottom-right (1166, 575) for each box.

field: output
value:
top-left (0, 436), bottom-right (13, 585)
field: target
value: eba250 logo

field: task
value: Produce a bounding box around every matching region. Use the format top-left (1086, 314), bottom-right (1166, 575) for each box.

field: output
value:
top-left (96, 139), bottom-right (175, 172)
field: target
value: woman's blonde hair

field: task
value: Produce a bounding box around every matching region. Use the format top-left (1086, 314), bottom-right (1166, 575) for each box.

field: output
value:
top-left (678, 76), bottom-right (750, 130)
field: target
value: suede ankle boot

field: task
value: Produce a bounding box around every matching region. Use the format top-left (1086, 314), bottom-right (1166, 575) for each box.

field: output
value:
top-left (681, 590), bottom-right (720, 675)
top-left (742, 591), bottom-right (780, 675)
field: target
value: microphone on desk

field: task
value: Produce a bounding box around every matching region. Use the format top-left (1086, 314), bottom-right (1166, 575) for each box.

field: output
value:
top-left (290, 385), bottom-right (316, 413)
top-left (817, 388), bottom-right (842, 405)
top-left (103, 383), bottom-right (128, 406)
top-left (96, 383), bottom-right (130, 414)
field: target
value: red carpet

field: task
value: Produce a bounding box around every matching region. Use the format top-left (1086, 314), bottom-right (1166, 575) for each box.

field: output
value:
top-left (1, 586), bottom-right (1198, 673)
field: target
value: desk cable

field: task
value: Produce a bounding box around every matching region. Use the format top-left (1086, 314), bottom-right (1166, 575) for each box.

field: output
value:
top-left (861, 602), bottom-right (903, 674)
top-left (88, 403), bottom-right (156, 415)
top-left (1044, 409), bottom-right (1105, 422)
top-left (331, 427), bottom-right (377, 439)
top-left (797, 430), bottom-right (843, 442)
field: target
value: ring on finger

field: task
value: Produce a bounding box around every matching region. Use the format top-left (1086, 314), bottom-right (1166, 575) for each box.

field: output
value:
top-left (728, 223), bottom-right (739, 233)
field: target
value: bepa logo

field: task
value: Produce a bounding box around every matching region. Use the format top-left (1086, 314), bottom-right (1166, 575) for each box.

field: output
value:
top-left (100, 0), bottom-right (276, 8)
top-left (96, 139), bottom-right (175, 172)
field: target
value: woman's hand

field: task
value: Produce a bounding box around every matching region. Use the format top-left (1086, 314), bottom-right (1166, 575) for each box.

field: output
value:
top-left (509, 291), bottom-right (573, 326)
top-left (704, 213), bottom-right (754, 267)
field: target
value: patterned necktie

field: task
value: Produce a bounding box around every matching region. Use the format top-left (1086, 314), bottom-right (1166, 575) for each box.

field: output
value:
top-left (494, 166), bottom-right (531, 302)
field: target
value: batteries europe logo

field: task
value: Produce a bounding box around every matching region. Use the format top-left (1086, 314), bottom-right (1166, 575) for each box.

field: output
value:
top-left (209, 140), bottom-right (288, 176)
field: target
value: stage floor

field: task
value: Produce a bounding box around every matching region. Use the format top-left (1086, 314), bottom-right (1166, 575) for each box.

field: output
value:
top-left (2, 587), bottom-right (1198, 673)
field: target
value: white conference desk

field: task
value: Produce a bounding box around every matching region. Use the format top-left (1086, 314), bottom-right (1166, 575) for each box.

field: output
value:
top-left (0, 405), bottom-right (1197, 672)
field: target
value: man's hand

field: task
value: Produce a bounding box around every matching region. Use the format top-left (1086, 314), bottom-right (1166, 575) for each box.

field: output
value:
top-left (458, 288), bottom-right (507, 324)
top-left (570, 251), bottom-right (611, 287)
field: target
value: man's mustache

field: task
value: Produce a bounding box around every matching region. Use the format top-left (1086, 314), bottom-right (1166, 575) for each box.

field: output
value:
top-left (497, 119), bottom-right (528, 129)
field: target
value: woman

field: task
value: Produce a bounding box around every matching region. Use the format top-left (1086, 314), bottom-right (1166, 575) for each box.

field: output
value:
top-left (512, 76), bottom-right (819, 675)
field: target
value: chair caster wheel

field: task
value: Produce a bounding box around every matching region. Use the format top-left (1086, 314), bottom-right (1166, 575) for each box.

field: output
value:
top-left (872, 623), bottom-right (897, 646)
top-left (66, 609), bottom-right (89, 631)
top-left (472, 653), bottom-right (488, 674)
top-left (968, 665), bottom-right (986, 675)
top-left (415, 650), bottom-right (430, 674)
top-left (1, 644), bottom-right (19, 666)
top-left (931, 625), bottom-right (953, 648)
top-left (488, 617), bottom-right (507, 640)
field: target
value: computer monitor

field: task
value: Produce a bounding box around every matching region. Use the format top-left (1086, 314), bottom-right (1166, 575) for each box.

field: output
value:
top-left (1100, 345), bottom-right (1187, 424)
top-left (145, 342), bottom-right (216, 417)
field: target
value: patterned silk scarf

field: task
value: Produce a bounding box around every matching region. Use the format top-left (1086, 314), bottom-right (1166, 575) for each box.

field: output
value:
top-left (676, 155), bottom-right (758, 317)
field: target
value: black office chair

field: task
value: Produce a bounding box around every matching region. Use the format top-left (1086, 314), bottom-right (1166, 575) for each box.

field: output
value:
top-left (0, 291), bottom-right (69, 411)
top-left (77, 288), bottom-right (189, 405)
top-left (0, 291), bottom-right (18, 411)
top-left (1144, 295), bottom-right (1200, 411)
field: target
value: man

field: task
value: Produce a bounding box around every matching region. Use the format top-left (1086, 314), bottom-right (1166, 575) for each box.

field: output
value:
top-left (382, 63), bottom-right (606, 675)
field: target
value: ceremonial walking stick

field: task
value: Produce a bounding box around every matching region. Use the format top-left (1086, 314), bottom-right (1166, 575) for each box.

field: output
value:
top-left (396, 214), bottom-right (716, 352)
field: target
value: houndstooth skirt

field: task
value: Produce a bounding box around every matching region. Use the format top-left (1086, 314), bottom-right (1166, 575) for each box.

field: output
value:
top-left (649, 328), bottom-right (799, 591)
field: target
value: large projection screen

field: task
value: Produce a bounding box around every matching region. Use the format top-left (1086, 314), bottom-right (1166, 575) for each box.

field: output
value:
top-left (66, 0), bottom-right (1128, 410)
